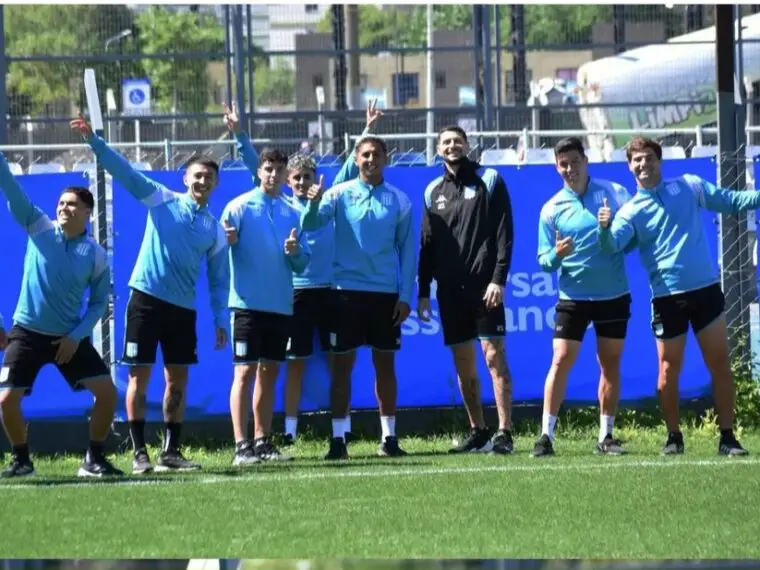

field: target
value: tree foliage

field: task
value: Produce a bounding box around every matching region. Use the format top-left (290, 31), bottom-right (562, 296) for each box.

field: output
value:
top-left (253, 58), bottom-right (297, 107)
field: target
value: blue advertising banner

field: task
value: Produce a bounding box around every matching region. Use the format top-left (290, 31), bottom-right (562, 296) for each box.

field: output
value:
top-left (0, 159), bottom-right (721, 419)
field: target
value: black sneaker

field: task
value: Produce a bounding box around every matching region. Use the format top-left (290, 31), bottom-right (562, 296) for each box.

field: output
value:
top-left (344, 431), bottom-right (357, 444)
top-left (232, 441), bottom-right (261, 466)
top-left (156, 448), bottom-right (202, 471)
top-left (449, 427), bottom-right (493, 453)
top-left (280, 434), bottom-right (295, 447)
top-left (661, 432), bottom-right (685, 455)
top-left (378, 436), bottom-right (407, 457)
top-left (1, 457), bottom-right (35, 478)
top-left (596, 435), bottom-right (626, 456)
top-left (324, 437), bottom-right (349, 461)
top-left (132, 448), bottom-right (154, 474)
top-left (530, 434), bottom-right (554, 458)
top-left (490, 430), bottom-right (514, 455)
top-left (719, 436), bottom-right (749, 457)
top-left (253, 438), bottom-right (292, 462)
top-left (77, 453), bottom-right (125, 478)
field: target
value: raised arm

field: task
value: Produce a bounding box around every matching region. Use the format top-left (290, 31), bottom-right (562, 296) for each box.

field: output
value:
top-left (332, 98), bottom-right (383, 186)
top-left (537, 208), bottom-right (562, 273)
top-left (301, 187), bottom-right (340, 232)
top-left (683, 174), bottom-right (760, 214)
top-left (598, 204), bottom-right (637, 254)
top-left (396, 194), bottom-right (417, 306)
top-left (0, 152), bottom-right (51, 234)
top-left (70, 114), bottom-right (171, 205)
top-left (489, 174), bottom-right (514, 287)
top-left (207, 223), bottom-right (231, 331)
top-left (224, 103), bottom-right (260, 184)
top-left (68, 248), bottom-right (110, 342)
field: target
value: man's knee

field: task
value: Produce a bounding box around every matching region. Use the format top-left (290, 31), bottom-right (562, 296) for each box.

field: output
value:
top-left (83, 376), bottom-right (117, 401)
top-left (551, 339), bottom-right (580, 370)
top-left (480, 338), bottom-right (507, 372)
top-left (0, 388), bottom-right (23, 409)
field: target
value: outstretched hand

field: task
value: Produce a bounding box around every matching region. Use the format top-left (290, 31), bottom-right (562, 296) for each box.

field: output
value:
top-left (366, 97), bottom-right (383, 129)
top-left (223, 103), bottom-right (240, 134)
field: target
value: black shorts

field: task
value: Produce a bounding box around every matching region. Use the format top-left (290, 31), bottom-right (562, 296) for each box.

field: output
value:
top-left (287, 287), bottom-right (333, 359)
top-left (0, 325), bottom-right (110, 396)
top-left (651, 283), bottom-right (725, 340)
top-left (232, 309), bottom-right (291, 364)
top-left (122, 289), bottom-right (198, 367)
top-left (330, 290), bottom-right (401, 353)
top-left (437, 286), bottom-right (506, 347)
top-left (553, 294), bottom-right (632, 342)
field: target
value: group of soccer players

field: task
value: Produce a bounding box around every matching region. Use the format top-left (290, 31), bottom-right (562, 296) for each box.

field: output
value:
top-left (0, 98), bottom-right (753, 478)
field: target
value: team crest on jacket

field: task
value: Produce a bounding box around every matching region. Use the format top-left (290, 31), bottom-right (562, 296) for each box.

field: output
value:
top-left (463, 186), bottom-right (477, 200)
top-left (75, 243), bottom-right (90, 257)
top-left (666, 183), bottom-right (681, 196)
top-left (381, 193), bottom-right (393, 207)
top-left (202, 216), bottom-right (213, 230)
top-left (280, 203), bottom-right (291, 217)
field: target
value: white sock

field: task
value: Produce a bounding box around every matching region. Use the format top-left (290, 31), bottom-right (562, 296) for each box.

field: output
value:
top-left (285, 416), bottom-right (298, 439)
top-left (600, 414), bottom-right (615, 443)
top-left (542, 414), bottom-right (558, 441)
top-left (380, 415), bottom-right (395, 439)
top-left (332, 418), bottom-right (347, 440)
top-left (344, 414), bottom-right (352, 433)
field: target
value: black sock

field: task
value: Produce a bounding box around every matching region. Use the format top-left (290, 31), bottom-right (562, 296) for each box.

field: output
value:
top-left (720, 428), bottom-right (734, 441)
top-left (129, 420), bottom-right (146, 452)
top-left (88, 441), bottom-right (104, 461)
top-left (12, 444), bottom-right (30, 463)
top-left (165, 422), bottom-right (182, 451)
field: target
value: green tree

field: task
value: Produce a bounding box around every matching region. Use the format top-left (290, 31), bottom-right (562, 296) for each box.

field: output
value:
top-left (136, 6), bottom-right (225, 113)
top-left (253, 58), bottom-right (296, 107)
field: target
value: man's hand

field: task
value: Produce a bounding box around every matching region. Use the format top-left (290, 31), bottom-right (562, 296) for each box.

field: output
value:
top-left (69, 112), bottom-right (94, 140)
top-left (598, 197), bottom-right (612, 229)
top-left (215, 327), bottom-right (228, 350)
top-left (224, 220), bottom-right (238, 246)
top-left (52, 336), bottom-right (79, 365)
top-left (555, 230), bottom-right (574, 259)
top-left (284, 228), bottom-right (299, 256)
top-left (366, 97), bottom-right (383, 130)
top-left (483, 283), bottom-right (504, 310)
top-left (0, 328), bottom-right (6, 351)
top-left (417, 298), bottom-right (432, 322)
top-left (306, 174), bottom-right (325, 202)
top-left (393, 301), bottom-right (411, 326)
top-left (223, 103), bottom-right (241, 134)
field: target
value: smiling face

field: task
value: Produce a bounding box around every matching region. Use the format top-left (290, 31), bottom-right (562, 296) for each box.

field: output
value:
top-left (355, 140), bottom-right (387, 184)
top-left (555, 149), bottom-right (588, 193)
top-left (437, 129), bottom-right (469, 166)
top-left (628, 148), bottom-right (662, 189)
top-left (287, 168), bottom-right (315, 198)
top-left (183, 162), bottom-right (219, 206)
top-left (56, 191), bottom-right (90, 235)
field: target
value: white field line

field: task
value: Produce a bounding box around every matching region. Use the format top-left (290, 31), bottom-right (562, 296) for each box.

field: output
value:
top-left (1, 456), bottom-right (759, 491)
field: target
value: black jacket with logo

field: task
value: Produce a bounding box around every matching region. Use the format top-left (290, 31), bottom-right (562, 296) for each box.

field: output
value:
top-left (417, 159), bottom-right (514, 298)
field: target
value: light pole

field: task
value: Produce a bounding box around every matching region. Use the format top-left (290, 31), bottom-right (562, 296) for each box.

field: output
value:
top-left (104, 29), bottom-right (132, 143)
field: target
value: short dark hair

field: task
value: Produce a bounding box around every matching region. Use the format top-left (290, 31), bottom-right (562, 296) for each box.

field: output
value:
top-left (259, 148), bottom-right (289, 166)
top-left (185, 155), bottom-right (219, 175)
top-left (60, 186), bottom-right (94, 210)
top-left (626, 136), bottom-right (662, 162)
top-left (437, 125), bottom-right (467, 143)
top-left (356, 136), bottom-right (388, 156)
top-left (553, 137), bottom-right (586, 158)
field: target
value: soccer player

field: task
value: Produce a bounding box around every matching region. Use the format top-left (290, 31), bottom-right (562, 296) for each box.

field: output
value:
top-left (70, 114), bottom-right (230, 474)
top-left (301, 136), bottom-right (416, 460)
top-left (282, 98), bottom-right (384, 445)
top-left (222, 148), bottom-right (311, 464)
top-left (417, 126), bottom-right (515, 455)
top-left (532, 137), bottom-right (633, 458)
top-left (0, 151), bottom-right (122, 478)
top-left (598, 136), bottom-right (755, 456)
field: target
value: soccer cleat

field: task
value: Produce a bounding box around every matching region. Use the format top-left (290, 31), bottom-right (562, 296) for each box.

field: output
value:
top-left (253, 438), bottom-right (292, 462)
top-left (132, 448), bottom-right (154, 474)
top-left (232, 441), bottom-right (262, 466)
top-left (719, 436), bottom-right (749, 457)
top-left (77, 453), bottom-right (125, 478)
top-left (530, 434), bottom-right (554, 458)
top-left (155, 448), bottom-right (202, 471)
top-left (596, 435), bottom-right (626, 456)
top-left (1, 457), bottom-right (35, 478)
top-left (449, 427), bottom-right (493, 453)
top-left (280, 434), bottom-right (295, 447)
top-left (324, 437), bottom-right (349, 461)
top-left (378, 436), bottom-right (408, 457)
top-left (344, 431), bottom-right (357, 444)
top-left (490, 430), bottom-right (514, 455)
top-left (661, 432), bottom-right (685, 455)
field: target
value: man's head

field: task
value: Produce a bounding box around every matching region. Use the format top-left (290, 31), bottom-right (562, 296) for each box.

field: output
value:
top-left (257, 148), bottom-right (289, 193)
top-left (287, 154), bottom-right (317, 198)
top-left (554, 137), bottom-right (588, 192)
top-left (626, 136), bottom-right (662, 189)
top-left (355, 136), bottom-right (387, 184)
top-left (183, 156), bottom-right (219, 206)
top-left (437, 126), bottom-right (469, 166)
top-left (57, 186), bottom-right (94, 236)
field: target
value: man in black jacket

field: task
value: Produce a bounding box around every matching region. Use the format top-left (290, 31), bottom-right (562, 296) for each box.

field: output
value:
top-left (417, 126), bottom-right (515, 454)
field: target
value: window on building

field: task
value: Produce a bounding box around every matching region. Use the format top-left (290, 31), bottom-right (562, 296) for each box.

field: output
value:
top-left (556, 68), bottom-right (578, 82)
top-left (434, 70), bottom-right (446, 90)
top-left (305, 5), bottom-right (319, 14)
top-left (392, 72), bottom-right (419, 107)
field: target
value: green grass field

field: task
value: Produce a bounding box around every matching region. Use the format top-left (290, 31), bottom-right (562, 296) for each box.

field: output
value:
top-left (2, 428), bottom-right (759, 559)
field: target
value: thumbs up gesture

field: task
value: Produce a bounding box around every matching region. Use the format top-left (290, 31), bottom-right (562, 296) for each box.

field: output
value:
top-left (598, 197), bottom-right (612, 229)
top-left (554, 229), bottom-right (574, 259)
top-left (223, 219), bottom-right (238, 245)
top-left (284, 228), bottom-right (299, 255)
top-left (306, 174), bottom-right (325, 202)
